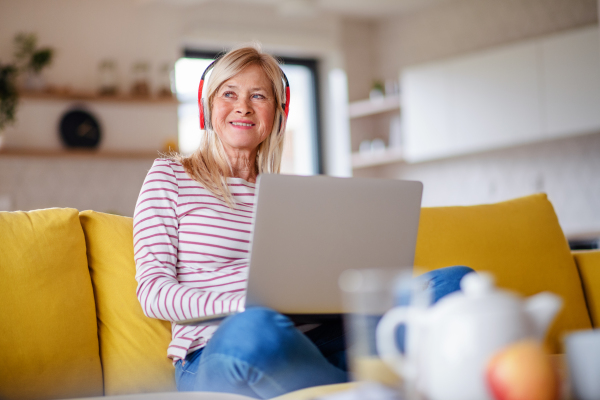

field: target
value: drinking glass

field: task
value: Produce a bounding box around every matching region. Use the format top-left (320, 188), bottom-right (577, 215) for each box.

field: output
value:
top-left (565, 329), bottom-right (600, 400)
top-left (339, 267), bottom-right (429, 391)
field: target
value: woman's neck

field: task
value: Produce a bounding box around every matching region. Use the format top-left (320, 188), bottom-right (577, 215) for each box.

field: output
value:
top-left (225, 150), bottom-right (258, 183)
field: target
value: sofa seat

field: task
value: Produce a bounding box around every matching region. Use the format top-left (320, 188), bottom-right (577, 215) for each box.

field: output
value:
top-left (0, 194), bottom-right (598, 400)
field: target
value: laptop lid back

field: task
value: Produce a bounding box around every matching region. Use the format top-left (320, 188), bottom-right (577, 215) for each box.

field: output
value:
top-left (245, 174), bottom-right (423, 315)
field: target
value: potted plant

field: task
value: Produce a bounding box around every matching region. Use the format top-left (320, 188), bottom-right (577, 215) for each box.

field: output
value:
top-left (13, 33), bottom-right (54, 92)
top-left (0, 33), bottom-right (54, 146)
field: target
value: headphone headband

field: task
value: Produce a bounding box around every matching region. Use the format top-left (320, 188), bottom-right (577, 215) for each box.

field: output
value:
top-left (198, 58), bottom-right (290, 132)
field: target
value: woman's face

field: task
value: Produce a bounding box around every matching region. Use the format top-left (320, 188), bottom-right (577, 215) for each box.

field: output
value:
top-left (211, 64), bottom-right (276, 155)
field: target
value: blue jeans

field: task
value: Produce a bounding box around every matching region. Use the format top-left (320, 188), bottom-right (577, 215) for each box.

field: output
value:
top-left (175, 266), bottom-right (474, 398)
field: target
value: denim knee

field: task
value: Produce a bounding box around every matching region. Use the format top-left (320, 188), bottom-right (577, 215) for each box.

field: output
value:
top-left (188, 307), bottom-right (347, 397)
top-left (423, 265), bottom-right (475, 303)
top-left (204, 307), bottom-right (298, 368)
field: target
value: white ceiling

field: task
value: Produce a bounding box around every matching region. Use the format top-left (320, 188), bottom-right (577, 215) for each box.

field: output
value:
top-left (138, 0), bottom-right (455, 19)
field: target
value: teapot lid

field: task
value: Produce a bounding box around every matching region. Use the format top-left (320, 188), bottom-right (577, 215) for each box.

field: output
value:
top-left (430, 272), bottom-right (522, 317)
top-left (461, 271), bottom-right (495, 295)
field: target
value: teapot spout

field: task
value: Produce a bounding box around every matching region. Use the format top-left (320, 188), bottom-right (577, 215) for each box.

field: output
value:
top-left (524, 292), bottom-right (563, 340)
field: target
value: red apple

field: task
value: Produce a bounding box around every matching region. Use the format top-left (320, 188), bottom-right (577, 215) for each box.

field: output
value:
top-left (486, 340), bottom-right (559, 400)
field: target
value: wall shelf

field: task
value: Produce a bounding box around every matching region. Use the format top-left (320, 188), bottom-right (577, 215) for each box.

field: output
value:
top-left (351, 147), bottom-right (404, 169)
top-left (348, 95), bottom-right (402, 172)
top-left (0, 148), bottom-right (161, 159)
top-left (20, 91), bottom-right (179, 105)
top-left (348, 94), bottom-right (400, 118)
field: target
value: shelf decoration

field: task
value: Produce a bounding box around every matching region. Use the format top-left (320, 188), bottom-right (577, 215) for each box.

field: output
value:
top-left (59, 108), bottom-right (102, 149)
top-left (98, 59), bottom-right (119, 96)
top-left (348, 80), bottom-right (403, 169)
top-left (131, 61), bottom-right (151, 97)
top-left (369, 80), bottom-right (385, 100)
top-left (157, 62), bottom-right (174, 98)
top-left (352, 147), bottom-right (404, 169)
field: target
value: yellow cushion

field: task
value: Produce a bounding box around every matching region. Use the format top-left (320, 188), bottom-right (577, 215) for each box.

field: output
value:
top-left (572, 250), bottom-right (600, 328)
top-left (415, 194), bottom-right (592, 353)
top-left (0, 208), bottom-right (103, 400)
top-left (79, 210), bottom-right (174, 395)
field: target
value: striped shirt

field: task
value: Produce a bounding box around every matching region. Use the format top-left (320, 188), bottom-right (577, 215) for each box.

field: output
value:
top-left (133, 158), bottom-right (255, 361)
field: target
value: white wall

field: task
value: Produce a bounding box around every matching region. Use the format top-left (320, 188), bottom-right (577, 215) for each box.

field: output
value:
top-left (0, 0), bottom-right (352, 215)
top-left (0, 154), bottom-right (156, 216)
top-left (340, 19), bottom-right (377, 103)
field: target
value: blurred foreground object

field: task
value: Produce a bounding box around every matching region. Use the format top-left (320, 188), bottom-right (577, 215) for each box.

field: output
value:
top-left (376, 272), bottom-right (562, 400)
top-left (339, 268), bottom-right (418, 389)
top-left (486, 340), bottom-right (559, 400)
top-left (565, 329), bottom-right (600, 400)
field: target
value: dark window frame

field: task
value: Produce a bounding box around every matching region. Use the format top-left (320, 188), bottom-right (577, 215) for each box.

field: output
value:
top-left (183, 49), bottom-right (323, 174)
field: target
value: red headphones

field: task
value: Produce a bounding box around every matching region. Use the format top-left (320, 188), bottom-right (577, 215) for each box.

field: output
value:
top-left (198, 59), bottom-right (291, 132)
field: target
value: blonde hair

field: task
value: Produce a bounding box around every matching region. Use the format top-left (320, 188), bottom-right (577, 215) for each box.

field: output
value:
top-left (173, 45), bottom-right (287, 206)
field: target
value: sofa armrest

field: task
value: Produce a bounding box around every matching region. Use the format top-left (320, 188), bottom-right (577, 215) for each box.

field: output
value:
top-left (572, 250), bottom-right (600, 327)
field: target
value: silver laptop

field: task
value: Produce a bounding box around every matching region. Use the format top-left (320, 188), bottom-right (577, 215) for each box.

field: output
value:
top-left (177, 174), bottom-right (423, 326)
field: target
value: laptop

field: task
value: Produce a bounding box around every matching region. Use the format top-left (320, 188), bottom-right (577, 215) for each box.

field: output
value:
top-left (176, 174), bottom-right (423, 326)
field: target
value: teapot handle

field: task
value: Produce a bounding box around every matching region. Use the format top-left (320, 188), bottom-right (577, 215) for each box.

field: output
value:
top-left (376, 306), bottom-right (415, 380)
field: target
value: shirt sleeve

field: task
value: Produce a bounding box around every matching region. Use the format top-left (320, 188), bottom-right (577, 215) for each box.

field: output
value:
top-left (133, 159), bottom-right (245, 321)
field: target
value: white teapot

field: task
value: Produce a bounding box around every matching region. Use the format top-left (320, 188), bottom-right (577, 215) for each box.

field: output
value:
top-left (376, 272), bottom-right (562, 400)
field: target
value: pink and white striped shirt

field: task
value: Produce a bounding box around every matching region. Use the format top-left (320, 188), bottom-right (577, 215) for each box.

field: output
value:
top-left (133, 158), bottom-right (255, 361)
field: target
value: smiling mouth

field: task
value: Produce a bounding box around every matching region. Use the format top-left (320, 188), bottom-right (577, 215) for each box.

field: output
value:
top-left (230, 122), bottom-right (255, 127)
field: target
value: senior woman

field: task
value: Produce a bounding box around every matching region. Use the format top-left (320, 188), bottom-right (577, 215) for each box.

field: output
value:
top-left (133, 45), bottom-right (473, 398)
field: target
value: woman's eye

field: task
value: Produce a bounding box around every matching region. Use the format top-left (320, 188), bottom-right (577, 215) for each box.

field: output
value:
top-left (252, 94), bottom-right (265, 99)
top-left (224, 92), bottom-right (235, 98)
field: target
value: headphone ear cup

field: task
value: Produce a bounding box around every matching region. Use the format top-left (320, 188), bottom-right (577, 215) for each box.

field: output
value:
top-left (199, 97), bottom-right (205, 130)
top-left (202, 98), bottom-right (209, 130)
top-left (200, 98), bottom-right (212, 131)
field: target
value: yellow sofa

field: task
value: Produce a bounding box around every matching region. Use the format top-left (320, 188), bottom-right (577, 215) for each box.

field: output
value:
top-left (1, 193), bottom-right (598, 400)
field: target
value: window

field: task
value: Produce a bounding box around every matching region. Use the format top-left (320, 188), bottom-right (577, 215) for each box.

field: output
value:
top-left (175, 51), bottom-right (321, 175)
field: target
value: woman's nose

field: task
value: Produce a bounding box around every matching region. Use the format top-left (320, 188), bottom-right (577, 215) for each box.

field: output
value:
top-left (235, 98), bottom-right (253, 115)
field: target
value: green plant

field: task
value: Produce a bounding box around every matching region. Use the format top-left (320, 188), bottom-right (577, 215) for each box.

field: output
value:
top-left (371, 80), bottom-right (384, 93)
top-left (13, 33), bottom-right (54, 73)
top-left (0, 63), bottom-right (18, 131)
top-left (0, 33), bottom-right (54, 132)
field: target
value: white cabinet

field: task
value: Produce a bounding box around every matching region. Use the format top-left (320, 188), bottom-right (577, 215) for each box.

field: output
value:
top-left (541, 25), bottom-right (600, 138)
top-left (448, 41), bottom-right (543, 154)
top-left (402, 24), bottom-right (600, 163)
top-left (403, 63), bottom-right (451, 161)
